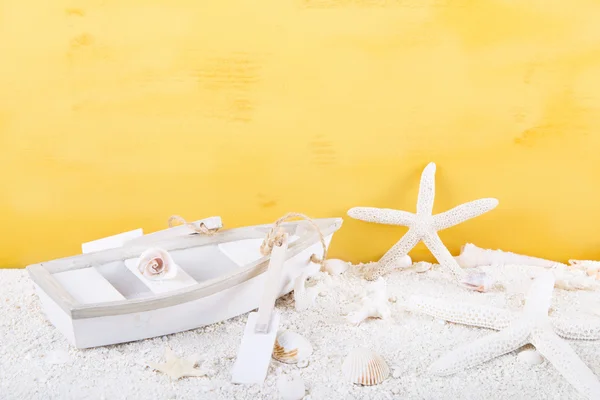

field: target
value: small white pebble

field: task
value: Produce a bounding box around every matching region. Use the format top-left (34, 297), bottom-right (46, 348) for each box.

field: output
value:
top-left (319, 291), bottom-right (327, 297)
top-left (518, 349), bottom-right (544, 366)
top-left (297, 359), bottom-right (309, 368)
top-left (388, 296), bottom-right (397, 303)
top-left (391, 387), bottom-right (400, 395)
top-left (392, 369), bottom-right (402, 379)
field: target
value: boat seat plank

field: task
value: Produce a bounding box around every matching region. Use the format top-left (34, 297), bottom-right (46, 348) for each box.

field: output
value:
top-left (123, 258), bottom-right (198, 294)
top-left (53, 268), bottom-right (126, 305)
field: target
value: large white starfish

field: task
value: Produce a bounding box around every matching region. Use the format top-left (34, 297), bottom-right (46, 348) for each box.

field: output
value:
top-left (407, 273), bottom-right (600, 399)
top-left (348, 162), bottom-right (498, 281)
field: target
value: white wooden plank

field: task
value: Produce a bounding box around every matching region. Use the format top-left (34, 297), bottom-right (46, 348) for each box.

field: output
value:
top-left (123, 258), bottom-right (198, 294)
top-left (82, 229), bottom-right (144, 254)
top-left (53, 268), bottom-right (126, 304)
top-left (218, 235), bottom-right (300, 267)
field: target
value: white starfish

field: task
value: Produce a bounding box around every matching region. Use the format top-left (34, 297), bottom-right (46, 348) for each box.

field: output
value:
top-left (147, 347), bottom-right (208, 381)
top-left (408, 273), bottom-right (600, 399)
top-left (348, 162), bottom-right (498, 281)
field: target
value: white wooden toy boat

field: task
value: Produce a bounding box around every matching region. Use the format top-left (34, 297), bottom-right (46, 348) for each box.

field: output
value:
top-left (27, 216), bottom-right (343, 348)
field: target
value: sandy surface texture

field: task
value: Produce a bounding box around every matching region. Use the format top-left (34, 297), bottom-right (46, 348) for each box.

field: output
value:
top-left (1, 265), bottom-right (599, 400)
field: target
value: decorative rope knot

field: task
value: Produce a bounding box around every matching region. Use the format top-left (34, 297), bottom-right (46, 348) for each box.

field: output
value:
top-left (168, 215), bottom-right (220, 236)
top-left (260, 212), bottom-right (327, 270)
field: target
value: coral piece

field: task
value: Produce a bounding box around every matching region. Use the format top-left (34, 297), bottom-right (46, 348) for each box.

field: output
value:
top-left (322, 259), bottom-right (349, 276)
top-left (410, 273), bottom-right (600, 399)
top-left (293, 269), bottom-right (321, 312)
top-left (348, 162), bottom-right (498, 281)
top-left (147, 347), bottom-right (207, 381)
top-left (346, 278), bottom-right (391, 325)
top-left (456, 243), bottom-right (566, 269)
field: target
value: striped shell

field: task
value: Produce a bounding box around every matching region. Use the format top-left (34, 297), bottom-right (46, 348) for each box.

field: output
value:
top-left (272, 331), bottom-right (313, 364)
top-left (342, 347), bottom-right (389, 386)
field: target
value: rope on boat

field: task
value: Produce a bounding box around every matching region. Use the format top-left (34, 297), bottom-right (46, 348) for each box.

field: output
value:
top-left (260, 212), bottom-right (327, 270)
top-left (168, 215), bottom-right (220, 236)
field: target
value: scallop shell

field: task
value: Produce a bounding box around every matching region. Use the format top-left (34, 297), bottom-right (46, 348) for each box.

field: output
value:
top-left (461, 271), bottom-right (494, 292)
top-left (414, 261), bottom-right (433, 273)
top-left (342, 347), bottom-right (389, 386)
top-left (272, 331), bottom-right (313, 364)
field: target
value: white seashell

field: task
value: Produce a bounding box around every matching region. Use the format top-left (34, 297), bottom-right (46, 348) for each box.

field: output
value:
top-left (461, 271), bottom-right (494, 292)
top-left (414, 261), bottom-right (433, 273)
top-left (277, 375), bottom-right (306, 400)
top-left (342, 347), bottom-right (390, 386)
top-left (518, 349), bottom-right (544, 365)
top-left (297, 359), bottom-right (309, 368)
top-left (392, 255), bottom-right (412, 270)
top-left (273, 331), bottom-right (313, 364)
top-left (323, 259), bottom-right (349, 275)
top-left (136, 248), bottom-right (178, 280)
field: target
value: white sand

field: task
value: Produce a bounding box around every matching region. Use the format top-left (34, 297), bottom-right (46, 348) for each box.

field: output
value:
top-left (1, 265), bottom-right (599, 400)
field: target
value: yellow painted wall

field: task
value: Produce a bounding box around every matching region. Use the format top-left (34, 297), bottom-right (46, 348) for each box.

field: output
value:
top-left (2, 0), bottom-right (600, 268)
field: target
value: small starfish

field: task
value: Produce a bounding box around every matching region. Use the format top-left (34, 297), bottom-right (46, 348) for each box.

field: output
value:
top-left (408, 273), bottom-right (600, 399)
top-left (147, 347), bottom-right (207, 381)
top-left (348, 162), bottom-right (498, 281)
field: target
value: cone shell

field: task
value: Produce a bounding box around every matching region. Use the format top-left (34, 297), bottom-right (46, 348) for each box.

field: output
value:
top-left (342, 347), bottom-right (389, 386)
top-left (272, 331), bottom-right (313, 364)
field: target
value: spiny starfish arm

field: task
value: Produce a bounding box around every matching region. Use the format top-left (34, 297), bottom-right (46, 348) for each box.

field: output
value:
top-left (422, 232), bottom-right (466, 280)
top-left (364, 229), bottom-right (421, 280)
top-left (531, 328), bottom-right (600, 400)
top-left (406, 295), bottom-right (516, 330)
top-left (432, 198), bottom-right (499, 231)
top-left (523, 272), bottom-right (555, 317)
top-left (430, 322), bottom-right (531, 376)
top-left (551, 318), bottom-right (600, 341)
top-left (416, 162), bottom-right (436, 215)
top-left (347, 207), bottom-right (415, 226)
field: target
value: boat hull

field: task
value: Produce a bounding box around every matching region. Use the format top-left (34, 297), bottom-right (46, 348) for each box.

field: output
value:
top-left (34, 234), bottom-right (333, 348)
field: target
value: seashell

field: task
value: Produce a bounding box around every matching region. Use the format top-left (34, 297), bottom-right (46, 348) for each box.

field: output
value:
top-left (414, 261), bottom-right (433, 273)
top-left (136, 248), bottom-right (178, 280)
top-left (342, 347), bottom-right (390, 386)
top-left (276, 375), bottom-right (306, 400)
top-left (323, 259), bottom-right (349, 275)
top-left (518, 349), bottom-right (544, 365)
top-left (392, 255), bottom-right (412, 270)
top-left (273, 331), bottom-right (313, 364)
top-left (461, 271), bottom-right (494, 293)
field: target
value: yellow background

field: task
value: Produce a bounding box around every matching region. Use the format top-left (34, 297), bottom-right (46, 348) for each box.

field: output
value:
top-left (1, 0), bottom-right (600, 268)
